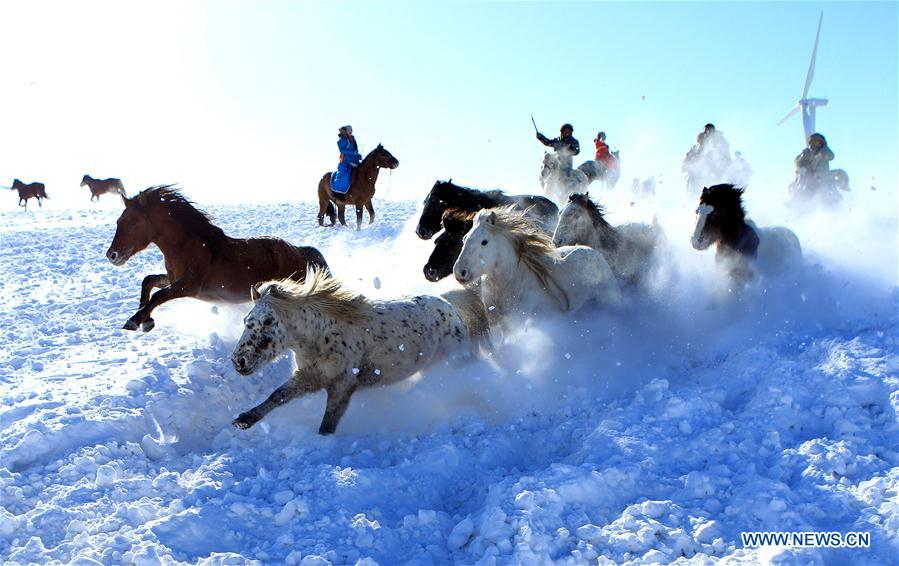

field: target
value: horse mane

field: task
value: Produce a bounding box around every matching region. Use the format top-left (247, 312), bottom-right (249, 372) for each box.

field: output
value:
top-left (568, 193), bottom-right (619, 249)
top-left (133, 185), bottom-right (226, 242)
top-left (700, 184), bottom-right (747, 222)
top-left (258, 268), bottom-right (368, 324)
top-left (441, 208), bottom-right (476, 234)
top-left (434, 181), bottom-right (508, 209)
top-left (481, 207), bottom-right (570, 310)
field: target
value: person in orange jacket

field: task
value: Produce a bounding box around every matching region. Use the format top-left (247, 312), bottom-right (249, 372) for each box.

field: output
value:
top-left (594, 132), bottom-right (618, 173)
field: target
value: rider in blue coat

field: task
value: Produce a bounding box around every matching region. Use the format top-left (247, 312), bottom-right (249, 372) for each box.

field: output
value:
top-left (331, 125), bottom-right (362, 197)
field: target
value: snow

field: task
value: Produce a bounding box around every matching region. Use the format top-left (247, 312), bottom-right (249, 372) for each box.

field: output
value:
top-left (0, 196), bottom-right (897, 565)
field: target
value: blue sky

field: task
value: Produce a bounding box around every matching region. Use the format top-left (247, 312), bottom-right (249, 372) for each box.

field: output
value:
top-left (1, 1), bottom-right (896, 204)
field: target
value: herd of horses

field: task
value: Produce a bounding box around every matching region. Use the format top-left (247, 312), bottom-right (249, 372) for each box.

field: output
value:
top-left (4, 174), bottom-right (125, 208)
top-left (91, 158), bottom-right (801, 432)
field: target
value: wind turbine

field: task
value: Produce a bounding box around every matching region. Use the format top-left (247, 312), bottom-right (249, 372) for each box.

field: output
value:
top-left (778, 11), bottom-right (828, 141)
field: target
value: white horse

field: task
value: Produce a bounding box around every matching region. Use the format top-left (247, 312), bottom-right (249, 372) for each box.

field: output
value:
top-left (230, 270), bottom-right (488, 434)
top-left (553, 193), bottom-right (664, 288)
top-left (452, 207), bottom-right (622, 330)
top-left (692, 184), bottom-right (802, 283)
top-left (540, 152), bottom-right (589, 204)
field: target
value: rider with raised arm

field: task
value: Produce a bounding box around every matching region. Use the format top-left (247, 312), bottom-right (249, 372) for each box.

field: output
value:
top-left (331, 125), bottom-right (362, 200)
top-left (537, 123), bottom-right (580, 171)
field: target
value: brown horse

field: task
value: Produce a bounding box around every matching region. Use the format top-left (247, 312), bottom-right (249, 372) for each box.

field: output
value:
top-left (82, 174), bottom-right (125, 201)
top-left (11, 179), bottom-right (49, 209)
top-left (317, 144), bottom-right (399, 230)
top-left (106, 185), bottom-right (329, 332)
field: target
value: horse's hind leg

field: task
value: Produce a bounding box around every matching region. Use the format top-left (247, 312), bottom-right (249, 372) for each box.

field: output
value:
top-left (337, 203), bottom-right (347, 226)
top-left (233, 370), bottom-right (322, 429)
top-left (355, 203), bottom-right (364, 231)
top-left (365, 201), bottom-right (375, 225)
top-left (319, 382), bottom-right (358, 434)
top-left (138, 274), bottom-right (171, 332)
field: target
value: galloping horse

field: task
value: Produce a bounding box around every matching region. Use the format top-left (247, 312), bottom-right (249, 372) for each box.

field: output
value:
top-left (415, 180), bottom-right (559, 240)
top-left (692, 184), bottom-right (802, 284)
top-left (453, 207), bottom-right (622, 331)
top-left (106, 185), bottom-right (328, 332)
top-left (230, 269), bottom-right (486, 434)
top-left (553, 193), bottom-right (664, 288)
top-left (316, 144), bottom-right (399, 230)
top-left (576, 155), bottom-right (621, 191)
top-left (82, 174), bottom-right (126, 201)
top-left (539, 152), bottom-right (589, 203)
top-left (10, 179), bottom-right (48, 209)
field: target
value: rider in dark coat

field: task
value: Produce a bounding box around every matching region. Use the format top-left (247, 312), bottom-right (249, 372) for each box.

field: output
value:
top-left (795, 133), bottom-right (834, 178)
top-left (537, 123), bottom-right (580, 170)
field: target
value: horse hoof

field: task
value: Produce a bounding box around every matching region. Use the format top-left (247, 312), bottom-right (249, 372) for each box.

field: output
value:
top-left (141, 319), bottom-right (155, 332)
top-left (123, 319), bottom-right (140, 331)
top-left (233, 415), bottom-right (255, 429)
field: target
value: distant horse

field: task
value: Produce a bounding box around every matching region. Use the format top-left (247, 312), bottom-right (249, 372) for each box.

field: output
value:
top-left (10, 179), bottom-right (48, 209)
top-left (230, 269), bottom-right (486, 434)
top-left (553, 193), bottom-right (664, 288)
top-left (317, 144), bottom-right (399, 230)
top-left (82, 174), bottom-right (125, 201)
top-left (787, 168), bottom-right (850, 212)
top-left (106, 185), bottom-right (328, 332)
top-left (453, 207), bottom-right (622, 330)
top-left (539, 152), bottom-right (589, 203)
top-left (692, 184), bottom-right (802, 283)
top-left (576, 154), bottom-right (621, 191)
top-left (415, 180), bottom-right (559, 240)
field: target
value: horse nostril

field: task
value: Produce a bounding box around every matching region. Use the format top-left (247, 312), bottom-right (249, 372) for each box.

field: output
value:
top-left (107, 250), bottom-right (118, 261)
top-left (459, 269), bottom-right (468, 279)
top-left (236, 356), bottom-right (247, 369)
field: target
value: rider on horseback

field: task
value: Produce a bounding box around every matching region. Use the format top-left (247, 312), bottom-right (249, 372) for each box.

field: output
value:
top-left (331, 125), bottom-right (362, 200)
top-left (593, 131), bottom-right (619, 175)
top-left (794, 133), bottom-right (834, 183)
top-left (537, 123), bottom-right (580, 172)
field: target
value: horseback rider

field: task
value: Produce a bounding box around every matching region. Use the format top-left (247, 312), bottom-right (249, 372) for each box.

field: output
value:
top-left (331, 125), bottom-right (362, 199)
top-left (794, 133), bottom-right (834, 185)
top-left (593, 131), bottom-right (619, 175)
top-left (537, 123), bottom-right (580, 171)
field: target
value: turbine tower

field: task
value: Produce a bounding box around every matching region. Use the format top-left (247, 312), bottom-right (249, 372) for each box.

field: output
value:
top-left (778, 12), bottom-right (828, 142)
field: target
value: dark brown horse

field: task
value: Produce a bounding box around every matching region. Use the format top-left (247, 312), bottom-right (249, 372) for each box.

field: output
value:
top-left (106, 185), bottom-right (328, 332)
top-left (82, 174), bottom-right (125, 201)
top-left (317, 144), bottom-right (399, 230)
top-left (11, 179), bottom-right (48, 209)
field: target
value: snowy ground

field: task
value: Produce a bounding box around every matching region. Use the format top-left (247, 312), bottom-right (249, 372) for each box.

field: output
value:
top-left (0, 193), bottom-right (897, 565)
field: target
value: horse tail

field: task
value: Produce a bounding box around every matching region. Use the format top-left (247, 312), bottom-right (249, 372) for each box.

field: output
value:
top-left (326, 201), bottom-right (336, 217)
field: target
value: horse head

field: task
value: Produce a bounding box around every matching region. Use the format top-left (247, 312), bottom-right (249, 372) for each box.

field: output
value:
top-left (423, 209), bottom-right (474, 282)
top-left (106, 194), bottom-right (155, 266)
top-left (81, 174), bottom-right (91, 187)
top-left (692, 184), bottom-right (746, 251)
top-left (232, 285), bottom-right (289, 375)
top-left (416, 180), bottom-right (455, 240)
top-left (371, 144), bottom-right (399, 170)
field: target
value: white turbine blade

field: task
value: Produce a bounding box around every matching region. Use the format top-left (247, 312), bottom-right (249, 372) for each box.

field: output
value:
top-left (803, 11), bottom-right (824, 99)
top-left (778, 104), bottom-right (801, 125)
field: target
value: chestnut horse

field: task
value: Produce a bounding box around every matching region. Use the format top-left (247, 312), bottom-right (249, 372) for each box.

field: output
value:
top-left (10, 179), bottom-right (49, 209)
top-left (82, 174), bottom-right (126, 201)
top-left (317, 144), bottom-right (399, 230)
top-left (106, 185), bottom-right (328, 332)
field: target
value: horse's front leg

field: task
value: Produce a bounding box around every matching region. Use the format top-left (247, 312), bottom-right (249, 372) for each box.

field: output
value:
top-left (355, 203), bottom-right (364, 231)
top-left (137, 274), bottom-right (171, 332)
top-left (365, 201), bottom-right (375, 225)
top-left (233, 369), bottom-right (323, 429)
top-left (123, 279), bottom-right (194, 331)
top-left (319, 381), bottom-right (358, 434)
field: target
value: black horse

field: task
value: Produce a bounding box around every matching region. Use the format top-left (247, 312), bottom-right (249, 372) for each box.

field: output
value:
top-left (423, 209), bottom-right (475, 282)
top-left (415, 180), bottom-right (559, 240)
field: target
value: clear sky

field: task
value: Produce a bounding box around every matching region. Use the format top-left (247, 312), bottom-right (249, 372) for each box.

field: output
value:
top-left (1, 1), bottom-right (896, 206)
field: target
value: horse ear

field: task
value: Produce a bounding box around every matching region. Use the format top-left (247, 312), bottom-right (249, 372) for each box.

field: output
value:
top-left (121, 194), bottom-right (131, 208)
top-left (487, 211), bottom-right (497, 225)
top-left (250, 284), bottom-right (262, 303)
top-left (448, 178), bottom-right (453, 184)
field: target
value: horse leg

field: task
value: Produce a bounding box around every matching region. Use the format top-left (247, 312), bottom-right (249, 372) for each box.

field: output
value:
top-left (233, 370), bottom-right (322, 429)
top-left (123, 279), bottom-right (193, 331)
top-left (337, 203), bottom-right (347, 226)
top-left (318, 381), bottom-right (358, 434)
top-left (317, 199), bottom-right (327, 226)
top-left (327, 202), bottom-right (337, 225)
top-left (365, 201), bottom-right (375, 225)
top-left (37, 198), bottom-right (42, 208)
top-left (137, 274), bottom-right (171, 332)
top-left (355, 203), bottom-right (364, 231)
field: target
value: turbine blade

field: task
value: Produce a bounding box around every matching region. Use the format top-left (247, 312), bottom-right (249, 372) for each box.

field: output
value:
top-left (803, 11), bottom-right (824, 99)
top-left (777, 104), bottom-right (800, 125)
